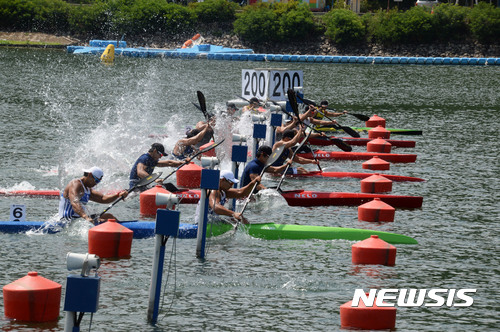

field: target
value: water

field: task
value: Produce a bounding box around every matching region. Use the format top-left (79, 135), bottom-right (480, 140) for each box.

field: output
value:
top-left (0, 48), bottom-right (499, 331)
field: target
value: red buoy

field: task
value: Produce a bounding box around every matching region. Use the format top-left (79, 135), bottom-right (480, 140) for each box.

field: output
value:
top-left (199, 141), bottom-right (216, 157)
top-left (176, 162), bottom-right (202, 188)
top-left (367, 137), bottom-right (392, 153)
top-left (3, 271), bottom-right (62, 322)
top-left (362, 156), bottom-right (390, 171)
top-left (361, 174), bottom-right (392, 193)
top-left (352, 235), bottom-right (397, 265)
top-left (358, 198), bottom-right (395, 222)
top-left (88, 219), bottom-right (133, 258)
top-left (140, 185), bottom-right (169, 217)
top-left (340, 291), bottom-right (396, 329)
top-left (365, 114), bottom-right (386, 128)
top-left (368, 125), bottom-right (390, 139)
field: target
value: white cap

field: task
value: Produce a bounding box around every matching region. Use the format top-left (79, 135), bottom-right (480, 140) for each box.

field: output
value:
top-left (220, 170), bottom-right (239, 184)
top-left (83, 166), bottom-right (103, 180)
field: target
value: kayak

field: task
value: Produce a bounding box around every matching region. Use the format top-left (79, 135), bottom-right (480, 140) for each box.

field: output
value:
top-left (280, 189), bottom-right (423, 208)
top-left (297, 150), bottom-right (417, 163)
top-left (315, 126), bottom-right (423, 136)
top-left (273, 171), bottom-right (425, 182)
top-left (0, 220), bottom-right (417, 244)
top-left (0, 190), bottom-right (60, 198)
top-left (308, 137), bottom-right (416, 148)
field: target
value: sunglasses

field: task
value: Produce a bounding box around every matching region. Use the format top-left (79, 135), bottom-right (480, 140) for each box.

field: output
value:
top-left (93, 174), bottom-right (102, 184)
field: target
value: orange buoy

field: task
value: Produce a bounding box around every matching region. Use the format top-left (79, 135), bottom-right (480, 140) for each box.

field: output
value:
top-left (365, 114), bottom-right (386, 128)
top-left (181, 39), bottom-right (193, 49)
top-left (352, 235), bottom-right (397, 265)
top-left (88, 219), bottom-right (133, 259)
top-left (362, 156), bottom-right (390, 171)
top-left (358, 198), bottom-right (395, 222)
top-left (199, 141), bottom-right (216, 157)
top-left (340, 291), bottom-right (397, 329)
top-left (368, 125), bottom-right (390, 139)
top-left (367, 137), bottom-right (392, 153)
top-left (176, 162), bottom-right (202, 188)
top-left (360, 174), bottom-right (392, 193)
top-left (3, 271), bottom-right (62, 322)
top-left (140, 185), bottom-right (170, 217)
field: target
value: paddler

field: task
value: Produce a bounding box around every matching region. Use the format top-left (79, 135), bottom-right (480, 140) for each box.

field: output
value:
top-left (301, 104), bottom-right (341, 128)
top-left (194, 115), bottom-right (215, 149)
top-left (316, 100), bottom-right (347, 118)
top-left (241, 145), bottom-right (293, 191)
top-left (129, 143), bottom-right (188, 190)
top-left (242, 97), bottom-right (265, 114)
top-left (272, 129), bottom-right (319, 175)
top-left (59, 166), bottom-right (128, 224)
top-left (196, 170), bottom-right (262, 225)
top-left (172, 123), bottom-right (211, 160)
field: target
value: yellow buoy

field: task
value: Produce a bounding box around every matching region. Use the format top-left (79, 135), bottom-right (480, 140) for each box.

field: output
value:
top-left (100, 44), bottom-right (115, 64)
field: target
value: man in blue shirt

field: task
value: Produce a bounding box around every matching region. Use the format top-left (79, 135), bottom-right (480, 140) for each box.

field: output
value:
top-left (241, 145), bottom-right (292, 191)
top-left (129, 143), bottom-right (189, 190)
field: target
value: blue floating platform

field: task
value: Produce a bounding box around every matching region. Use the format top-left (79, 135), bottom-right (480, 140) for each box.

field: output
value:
top-left (67, 40), bottom-right (500, 66)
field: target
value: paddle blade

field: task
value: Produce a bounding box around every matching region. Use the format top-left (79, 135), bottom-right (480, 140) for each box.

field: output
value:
top-left (163, 182), bottom-right (180, 193)
top-left (330, 138), bottom-right (352, 152)
top-left (196, 91), bottom-right (208, 120)
top-left (349, 112), bottom-right (370, 121)
top-left (339, 125), bottom-right (361, 138)
top-left (287, 89), bottom-right (300, 119)
top-left (134, 172), bottom-right (162, 190)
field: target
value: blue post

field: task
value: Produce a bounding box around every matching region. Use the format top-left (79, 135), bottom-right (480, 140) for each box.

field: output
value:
top-left (147, 204), bottom-right (180, 324)
top-left (196, 169), bottom-right (220, 258)
top-left (270, 112), bottom-right (283, 146)
top-left (231, 143), bottom-right (248, 205)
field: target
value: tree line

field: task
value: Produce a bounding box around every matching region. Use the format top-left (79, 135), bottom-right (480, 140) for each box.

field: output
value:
top-left (0, 0), bottom-right (498, 45)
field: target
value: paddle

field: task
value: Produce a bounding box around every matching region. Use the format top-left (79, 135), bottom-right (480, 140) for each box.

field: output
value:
top-left (197, 90), bottom-right (210, 121)
top-left (297, 95), bottom-right (369, 122)
top-left (286, 89), bottom-right (352, 153)
top-left (275, 130), bottom-right (314, 193)
top-left (295, 95), bottom-right (360, 138)
top-left (161, 139), bottom-right (225, 182)
top-left (239, 145), bottom-right (286, 215)
top-left (95, 172), bottom-right (162, 221)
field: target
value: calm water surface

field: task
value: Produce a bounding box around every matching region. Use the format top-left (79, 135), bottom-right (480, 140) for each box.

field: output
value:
top-left (0, 48), bottom-right (498, 331)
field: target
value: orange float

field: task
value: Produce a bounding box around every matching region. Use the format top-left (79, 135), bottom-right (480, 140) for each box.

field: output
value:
top-left (140, 185), bottom-right (170, 217)
top-left (368, 125), bottom-right (391, 139)
top-left (365, 114), bottom-right (386, 128)
top-left (358, 198), bottom-right (395, 222)
top-left (3, 271), bottom-right (62, 322)
top-left (362, 156), bottom-right (390, 171)
top-left (352, 235), bottom-right (397, 265)
top-left (367, 137), bottom-right (392, 153)
top-left (88, 219), bottom-right (133, 258)
top-left (176, 162), bottom-right (202, 188)
top-left (340, 291), bottom-right (397, 329)
top-left (361, 174), bottom-right (392, 193)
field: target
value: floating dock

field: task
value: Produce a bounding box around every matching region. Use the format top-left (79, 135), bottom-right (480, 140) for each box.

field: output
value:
top-left (67, 40), bottom-right (500, 66)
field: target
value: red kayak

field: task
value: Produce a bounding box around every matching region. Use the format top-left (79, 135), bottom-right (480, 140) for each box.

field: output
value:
top-left (308, 137), bottom-right (416, 148)
top-left (298, 150), bottom-right (417, 163)
top-left (0, 190), bottom-right (60, 198)
top-left (273, 171), bottom-right (424, 182)
top-left (280, 189), bottom-right (423, 209)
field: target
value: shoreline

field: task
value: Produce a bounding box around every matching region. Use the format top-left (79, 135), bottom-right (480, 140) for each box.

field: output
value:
top-left (1, 31), bottom-right (499, 58)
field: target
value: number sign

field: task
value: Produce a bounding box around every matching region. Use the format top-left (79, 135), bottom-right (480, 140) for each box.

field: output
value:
top-left (10, 204), bottom-right (26, 221)
top-left (242, 69), bottom-right (303, 101)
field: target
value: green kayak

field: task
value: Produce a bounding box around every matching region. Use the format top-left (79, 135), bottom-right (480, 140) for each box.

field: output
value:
top-left (207, 222), bottom-right (418, 245)
top-left (316, 126), bottom-right (423, 135)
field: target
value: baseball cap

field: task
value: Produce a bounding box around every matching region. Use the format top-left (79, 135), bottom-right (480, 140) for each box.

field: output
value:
top-left (83, 166), bottom-right (103, 180)
top-left (220, 170), bottom-right (239, 184)
top-left (151, 143), bottom-right (167, 156)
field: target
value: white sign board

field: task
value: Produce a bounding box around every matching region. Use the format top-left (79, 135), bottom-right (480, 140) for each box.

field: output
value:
top-left (242, 69), bottom-right (303, 101)
top-left (10, 204), bottom-right (26, 221)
